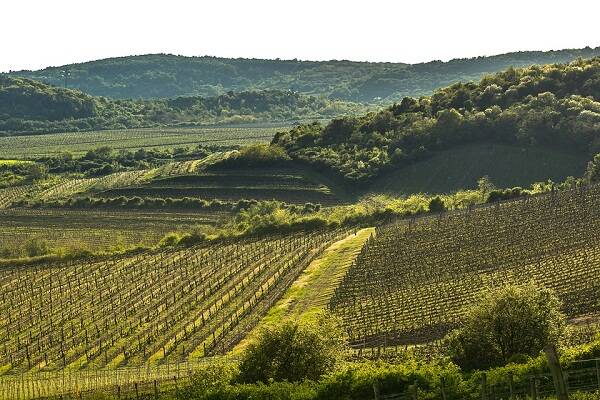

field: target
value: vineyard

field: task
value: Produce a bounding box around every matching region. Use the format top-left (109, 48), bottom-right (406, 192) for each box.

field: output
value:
top-left (0, 150), bottom-right (344, 210)
top-left (0, 358), bottom-right (224, 399)
top-left (0, 228), bottom-right (349, 375)
top-left (0, 209), bottom-right (223, 253)
top-left (0, 186), bottom-right (41, 209)
top-left (330, 185), bottom-right (600, 349)
top-left (0, 156), bottom-right (232, 208)
top-left (0, 126), bottom-right (285, 159)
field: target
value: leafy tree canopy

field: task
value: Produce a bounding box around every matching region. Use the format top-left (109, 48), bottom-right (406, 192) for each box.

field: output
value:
top-left (0, 76), bottom-right (364, 135)
top-left (446, 282), bottom-right (565, 370)
top-left (273, 58), bottom-right (600, 183)
top-left (238, 314), bottom-right (347, 384)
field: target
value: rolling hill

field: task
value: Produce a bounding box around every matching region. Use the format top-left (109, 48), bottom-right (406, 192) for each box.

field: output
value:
top-left (0, 76), bottom-right (364, 135)
top-left (369, 143), bottom-right (589, 195)
top-left (10, 47), bottom-right (600, 102)
top-left (3, 58), bottom-right (600, 211)
top-left (274, 57), bottom-right (600, 188)
top-left (3, 52), bottom-right (600, 400)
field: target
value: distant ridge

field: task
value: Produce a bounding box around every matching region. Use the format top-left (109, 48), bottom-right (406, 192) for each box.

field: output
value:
top-left (9, 47), bottom-right (600, 101)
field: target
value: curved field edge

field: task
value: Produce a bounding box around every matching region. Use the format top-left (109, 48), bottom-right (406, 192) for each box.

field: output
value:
top-left (232, 227), bottom-right (375, 354)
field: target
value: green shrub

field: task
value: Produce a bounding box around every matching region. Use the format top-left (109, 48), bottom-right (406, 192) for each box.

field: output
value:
top-left (179, 231), bottom-right (208, 247)
top-left (177, 362), bottom-right (237, 399)
top-left (446, 282), bottom-right (566, 370)
top-left (428, 196), bottom-right (446, 212)
top-left (237, 314), bottom-right (347, 384)
top-left (570, 391), bottom-right (600, 400)
top-left (486, 187), bottom-right (527, 203)
top-left (24, 238), bottom-right (51, 257)
top-left (316, 360), bottom-right (465, 400)
top-left (211, 144), bottom-right (291, 168)
top-left (159, 232), bottom-right (182, 247)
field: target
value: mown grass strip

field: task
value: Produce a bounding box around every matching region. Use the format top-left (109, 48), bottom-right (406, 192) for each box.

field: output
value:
top-left (232, 227), bottom-right (374, 353)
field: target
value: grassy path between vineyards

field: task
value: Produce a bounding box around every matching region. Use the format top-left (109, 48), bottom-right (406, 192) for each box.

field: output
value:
top-left (232, 227), bottom-right (375, 353)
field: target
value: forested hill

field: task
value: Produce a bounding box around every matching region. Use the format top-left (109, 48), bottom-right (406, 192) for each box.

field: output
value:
top-left (0, 76), bottom-right (365, 135)
top-left (9, 47), bottom-right (600, 102)
top-left (272, 57), bottom-right (600, 182)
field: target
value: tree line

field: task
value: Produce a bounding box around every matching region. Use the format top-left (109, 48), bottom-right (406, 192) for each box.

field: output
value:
top-left (0, 76), bottom-right (363, 135)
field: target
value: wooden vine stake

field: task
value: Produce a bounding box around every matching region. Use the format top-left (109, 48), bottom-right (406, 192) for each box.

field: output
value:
top-left (544, 344), bottom-right (568, 400)
top-left (596, 359), bottom-right (600, 390)
top-left (372, 380), bottom-right (380, 400)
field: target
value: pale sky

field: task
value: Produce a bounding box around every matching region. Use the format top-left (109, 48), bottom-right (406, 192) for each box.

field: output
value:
top-left (2, 0), bottom-right (600, 72)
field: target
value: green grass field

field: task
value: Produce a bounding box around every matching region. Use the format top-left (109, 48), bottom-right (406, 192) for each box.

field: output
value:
top-left (0, 159), bottom-right (33, 166)
top-left (370, 143), bottom-right (589, 195)
top-left (0, 125), bottom-right (289, 158)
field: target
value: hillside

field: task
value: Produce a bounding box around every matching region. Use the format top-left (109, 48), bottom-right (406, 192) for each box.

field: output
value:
top-left (3, 165), bottom-right (600, 374)
top-left (331, 184), bottom-right (600, 348)
top-left (3, 58), bottom-right (600, 209)
top-left (0, 76), bottom-right (364, 135)
top-left (10, 47), bottom-right (600, 102)
top-left (369, 143), bottom-right (589, 195)
top-left (274, 57), bottom-right (600, 186)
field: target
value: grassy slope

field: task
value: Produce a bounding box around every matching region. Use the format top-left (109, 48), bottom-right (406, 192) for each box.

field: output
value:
top-left (369, 143), bottom-right (589, 195)
top-left (232, 227), bottom-right (375, 353)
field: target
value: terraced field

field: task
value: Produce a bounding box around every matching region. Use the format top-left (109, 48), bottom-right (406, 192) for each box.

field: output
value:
top-left (96, 167), bottom-right (346, 205)
top-left (0, 186), bottom-right (41, 209)
top-left (0, 155), bottom-right (234, 209)
top-left (0, 125), bottom-right (286, 158)
top-left (330, 185), bottom-right (600, 349)
top-left (0, 209), bottom-right (222, 252)
top-left (0, 228), bottom-right (348, 374)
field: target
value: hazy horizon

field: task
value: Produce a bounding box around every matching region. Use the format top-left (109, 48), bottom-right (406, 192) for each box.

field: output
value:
top-left (3, 0), bottom-right (600, 73)
top-left (6, 45), bottom-right (600, 73)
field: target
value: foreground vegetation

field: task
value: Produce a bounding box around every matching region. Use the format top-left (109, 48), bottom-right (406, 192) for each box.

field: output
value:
top-left (166, 287), bottom-right (599, 400)
top-left (8, 293), bottom-right (598, 399)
